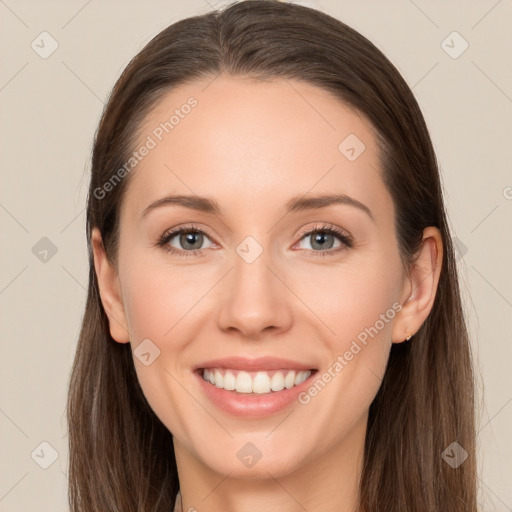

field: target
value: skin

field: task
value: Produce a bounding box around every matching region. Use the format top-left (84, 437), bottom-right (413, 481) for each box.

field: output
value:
top-left (92, 75), bottom-right (443, 512)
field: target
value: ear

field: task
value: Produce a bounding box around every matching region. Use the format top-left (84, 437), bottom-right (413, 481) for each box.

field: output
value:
top-left (91, 227), bottom-right (130, 344)
top-left (392, 226), bottom-right (443, 344)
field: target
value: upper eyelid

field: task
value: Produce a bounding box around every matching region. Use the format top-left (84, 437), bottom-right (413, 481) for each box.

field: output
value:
top-left (296, 223), bottom-right (351, 239)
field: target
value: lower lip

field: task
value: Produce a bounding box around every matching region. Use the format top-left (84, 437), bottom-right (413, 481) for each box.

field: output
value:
top-left (195, 370), bottom-right (317, 417)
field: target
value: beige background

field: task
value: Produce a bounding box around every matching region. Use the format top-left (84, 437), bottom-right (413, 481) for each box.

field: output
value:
top-left (0, 0), bottom-right (511, 510)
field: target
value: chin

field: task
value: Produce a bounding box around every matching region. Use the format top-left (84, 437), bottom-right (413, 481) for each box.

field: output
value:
top-left (196, 441), bottom-right (308, 480)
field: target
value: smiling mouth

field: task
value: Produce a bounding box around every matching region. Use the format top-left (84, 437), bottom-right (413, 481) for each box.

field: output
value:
top-left (199, 368), bottom-right (317, 394)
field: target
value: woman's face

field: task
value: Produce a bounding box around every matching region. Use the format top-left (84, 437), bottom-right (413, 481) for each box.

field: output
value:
top-left (105, 75), bottom-right (412, 479)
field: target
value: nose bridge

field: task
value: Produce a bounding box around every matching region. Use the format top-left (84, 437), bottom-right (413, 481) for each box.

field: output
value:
top-left (215, 234), bottom-right (293, 337)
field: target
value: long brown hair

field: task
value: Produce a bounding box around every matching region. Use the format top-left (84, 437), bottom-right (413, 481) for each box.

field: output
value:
top-left (67, 1), bottom-right (478, 510)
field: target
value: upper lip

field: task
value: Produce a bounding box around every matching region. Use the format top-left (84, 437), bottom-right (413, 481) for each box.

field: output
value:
top-left (194, 356), bottom-right (317, 372)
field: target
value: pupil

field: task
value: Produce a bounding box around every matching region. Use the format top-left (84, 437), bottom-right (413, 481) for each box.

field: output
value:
top-left (312, 231), bottom-right (334, 250)
top-left (181, 231), bottom-right (202, 250)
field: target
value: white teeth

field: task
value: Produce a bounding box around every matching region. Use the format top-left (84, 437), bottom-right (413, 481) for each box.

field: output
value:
top-left (252, 372), bottom-right (271, 394)
top-left (270, 372), bottom-right (285, 392)
top-left (202, 368), bottom-right (312, 394)
top-left (235, 371), bottom-right (253, 393)
top-left (214, 369), bottom-right (224, 388)
top-left (223, 371), bottom-right (236, 391)
top-left (284, 370), bottom-right (296, 389)
top-left (295, 371), bottom-right (308, 385)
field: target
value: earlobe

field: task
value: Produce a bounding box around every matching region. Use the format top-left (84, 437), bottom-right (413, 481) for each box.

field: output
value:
top-left (392, 227), bottom-right (443, 344)
top-left (91, 228), bottom-right (130, 344)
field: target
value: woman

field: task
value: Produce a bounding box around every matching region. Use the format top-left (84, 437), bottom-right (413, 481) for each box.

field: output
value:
top-left (67, 1), bottom-right (478, 510)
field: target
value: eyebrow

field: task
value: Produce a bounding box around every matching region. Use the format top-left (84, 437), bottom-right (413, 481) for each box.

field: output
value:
top-left (141, 193), bottom-right (374, 221)
top-left (285, 194), bottom-right (374, 221)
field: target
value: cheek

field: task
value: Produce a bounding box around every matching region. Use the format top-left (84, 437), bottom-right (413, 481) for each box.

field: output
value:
top-left (120, 259), bottom-right (209, 343)
top-left (290, 253), bottom-right (402, 411)
top-left (291, 257), bottom-right (402, 350)
top-left (118, 257), bottom-right (217, 424)
top-left (292, 268), bottom-right (400, 447)
top-left (119, 260), bottom-right (204, 437)
top-left (298, 255), bottom-right (401, 398)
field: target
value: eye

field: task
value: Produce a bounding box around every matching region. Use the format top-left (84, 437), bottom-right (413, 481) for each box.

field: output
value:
top-left (155, 223), bottom-right (353, 257)
top-left (295, 224), bottom-right (353, 256)
top-left (156, 224), bottom-right (215, 256)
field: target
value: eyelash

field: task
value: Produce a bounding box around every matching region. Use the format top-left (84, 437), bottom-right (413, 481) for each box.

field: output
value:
top-left (155, 223), bottom-right (353, 258)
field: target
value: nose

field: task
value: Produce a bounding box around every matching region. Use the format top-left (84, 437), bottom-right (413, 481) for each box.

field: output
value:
top-left (215, 247), bottom-right (293, 339)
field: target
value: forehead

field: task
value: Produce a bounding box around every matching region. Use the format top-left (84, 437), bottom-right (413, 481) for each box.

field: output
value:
top-left (122, 75), bottom-right (392, 224)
